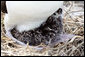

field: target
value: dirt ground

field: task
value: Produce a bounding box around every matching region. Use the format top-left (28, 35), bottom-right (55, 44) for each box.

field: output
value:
top-left (1, 1), bottom-right (84, 56)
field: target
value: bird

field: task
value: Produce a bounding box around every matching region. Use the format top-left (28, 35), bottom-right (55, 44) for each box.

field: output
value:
top-left (4, 1), bottom-right (63, 32)
top-left (2, 1), bottom-right (74, 47)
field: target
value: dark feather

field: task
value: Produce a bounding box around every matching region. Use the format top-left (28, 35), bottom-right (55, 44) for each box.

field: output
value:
top-left (1, 1), bottom-right (7, 13)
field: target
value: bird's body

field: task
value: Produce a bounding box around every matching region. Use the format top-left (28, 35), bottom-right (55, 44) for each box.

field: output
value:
top-left (2, 1), bottom-right (74, 46)
top-left (5, 1), bottom-right (63, 32)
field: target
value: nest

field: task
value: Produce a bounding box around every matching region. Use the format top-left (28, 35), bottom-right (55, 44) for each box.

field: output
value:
top-left (1, 1), bottom-right (84, 56)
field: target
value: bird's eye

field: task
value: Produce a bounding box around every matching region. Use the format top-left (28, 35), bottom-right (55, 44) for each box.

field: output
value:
top-left (53, 13), bottom-right (56, 15)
